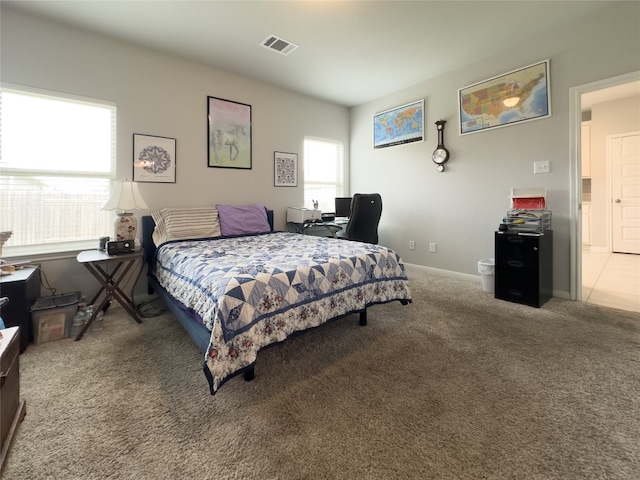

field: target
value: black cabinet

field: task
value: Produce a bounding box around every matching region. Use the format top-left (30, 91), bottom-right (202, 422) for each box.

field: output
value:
top-left (0, 268), bottom-right (41, 352)
top-left (495, 231), bottom-right (553, 308)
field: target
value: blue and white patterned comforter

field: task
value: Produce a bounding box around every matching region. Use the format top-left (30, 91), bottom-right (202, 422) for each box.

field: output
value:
top-left (152, 232), bottom-right (412, 394)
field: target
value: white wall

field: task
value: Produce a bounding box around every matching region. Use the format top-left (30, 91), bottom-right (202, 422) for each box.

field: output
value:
top-left (349, 2), bottom-right (640, 297)
top-left (1, 7), bottom-right (349, 297)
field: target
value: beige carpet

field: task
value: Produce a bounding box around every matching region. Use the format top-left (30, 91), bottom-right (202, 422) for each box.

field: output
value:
top-left (4, 266), bottom-right (640, 479)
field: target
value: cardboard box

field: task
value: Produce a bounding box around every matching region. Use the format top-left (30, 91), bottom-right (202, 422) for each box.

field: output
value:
top-left (31, 292), bottom-right (81, 344)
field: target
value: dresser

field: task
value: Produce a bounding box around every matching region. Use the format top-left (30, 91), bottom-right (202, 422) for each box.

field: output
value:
top-left (0, 267), bottom-right (41, 352)
top-left (495, 231), bottom-right (553, 308)
top-left (0, 327), bottom-right (26, 475)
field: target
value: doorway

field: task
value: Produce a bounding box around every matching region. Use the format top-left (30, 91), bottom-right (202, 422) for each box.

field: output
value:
top-left (571, 72), bottom-right (640, 313)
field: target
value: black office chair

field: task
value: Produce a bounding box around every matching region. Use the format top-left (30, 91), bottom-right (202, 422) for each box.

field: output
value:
top-left (344, 193), bottom-right (382, 244)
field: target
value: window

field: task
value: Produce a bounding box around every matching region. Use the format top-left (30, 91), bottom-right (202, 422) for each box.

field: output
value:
top-left (0, 86), bottom-right (116, 257)
top-left (303, 137), bottom-right (345, 213)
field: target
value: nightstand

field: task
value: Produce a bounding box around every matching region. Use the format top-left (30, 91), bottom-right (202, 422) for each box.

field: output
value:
top-left (0, 267), bottom-right (41, 352)
top-left (0, 327), bottom-right (26, 475)
top-left (76, 249), bottom-right (144, 340)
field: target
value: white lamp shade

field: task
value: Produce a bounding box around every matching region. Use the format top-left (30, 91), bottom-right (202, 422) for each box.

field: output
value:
top-left (102, 181), bottom-right (149, 211)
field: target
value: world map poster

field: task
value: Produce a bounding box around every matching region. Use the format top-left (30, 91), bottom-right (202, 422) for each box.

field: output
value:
top-left (458, 60), bottom-right (550, 135)
top-left (373, 100), bottom-right (424, 149)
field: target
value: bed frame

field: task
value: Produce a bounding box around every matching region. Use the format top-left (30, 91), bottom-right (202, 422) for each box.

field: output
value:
top-left (141, 211), bottom-right (370, 385)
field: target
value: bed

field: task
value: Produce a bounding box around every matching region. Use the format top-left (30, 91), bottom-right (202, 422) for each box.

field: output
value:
top-left (142, 204), bottom-right (412, 394)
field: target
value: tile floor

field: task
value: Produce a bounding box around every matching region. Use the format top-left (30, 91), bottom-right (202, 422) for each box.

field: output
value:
top-left (582, 249), bottom-right (640, 313)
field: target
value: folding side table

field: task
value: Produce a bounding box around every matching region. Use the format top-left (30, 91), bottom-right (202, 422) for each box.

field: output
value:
top-left (75, 249), bottom-right (144, 340)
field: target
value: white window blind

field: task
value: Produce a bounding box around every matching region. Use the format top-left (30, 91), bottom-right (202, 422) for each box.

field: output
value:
top-left (303, 137), bottom-right (345, 213)
top-left (0, 86), bottom-right (116, 257)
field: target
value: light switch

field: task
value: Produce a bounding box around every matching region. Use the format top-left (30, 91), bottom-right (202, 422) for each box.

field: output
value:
top-left (534, 160), bottom-right (550, 174)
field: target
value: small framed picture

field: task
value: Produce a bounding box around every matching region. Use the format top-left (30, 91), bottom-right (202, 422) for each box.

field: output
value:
top-left (274, 151), bottom-right (298, 187)
top-left (133, 134), bottom-right (176, 183)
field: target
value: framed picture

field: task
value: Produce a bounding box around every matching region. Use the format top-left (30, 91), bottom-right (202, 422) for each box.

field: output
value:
top-left (133, 134), bottom-right (176, 183)
top-left (274, 151), bottom-right (298, 187)
top-left (373, 99), bottom-right (424, 149)
top-left (207, 96), bottom-right (252, 169)
top-left (458, 59), bottom-right (551, 135)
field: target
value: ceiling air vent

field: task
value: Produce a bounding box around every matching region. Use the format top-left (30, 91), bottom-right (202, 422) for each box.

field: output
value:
top-left (260, 34), bottom-right (299, 56)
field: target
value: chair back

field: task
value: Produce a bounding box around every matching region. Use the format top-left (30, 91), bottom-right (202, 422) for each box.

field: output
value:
top-left (345, 193), bottom-right (382, 244)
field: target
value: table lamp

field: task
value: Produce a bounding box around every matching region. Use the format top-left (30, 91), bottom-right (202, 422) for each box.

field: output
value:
top-left (101, 180), bottom-right (148, 241)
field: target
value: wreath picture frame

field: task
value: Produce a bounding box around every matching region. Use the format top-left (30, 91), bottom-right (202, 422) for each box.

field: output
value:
top-left (133, 133), bottom-right (176, 183)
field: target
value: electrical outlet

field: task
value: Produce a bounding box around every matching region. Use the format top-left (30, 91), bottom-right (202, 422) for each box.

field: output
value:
top-left (534, 160), bottom-right (550, 174)
top-left (409, 240), bottom-right (415, 250)
top-left (429, 243), bottom-right (437, 253)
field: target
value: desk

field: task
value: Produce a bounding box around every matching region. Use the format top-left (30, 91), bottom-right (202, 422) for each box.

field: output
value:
top-left (287, 221), bottom-right (342, 238)
top-left (76, 249), bottom-right (144, 340)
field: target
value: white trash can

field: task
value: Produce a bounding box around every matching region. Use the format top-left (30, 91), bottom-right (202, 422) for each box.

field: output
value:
top-left (478, 258), bottom-right (495, 293)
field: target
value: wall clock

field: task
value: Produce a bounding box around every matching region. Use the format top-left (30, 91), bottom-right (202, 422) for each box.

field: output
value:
top-left (432, 120), bottom-right (450, 172)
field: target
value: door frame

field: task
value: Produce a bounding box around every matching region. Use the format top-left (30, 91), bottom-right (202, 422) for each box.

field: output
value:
top-left (569, 71), bottom-right (640, 301)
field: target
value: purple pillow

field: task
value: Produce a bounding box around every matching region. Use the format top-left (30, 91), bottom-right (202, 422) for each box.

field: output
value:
top-left (216, 204), bottom-right (270, 236)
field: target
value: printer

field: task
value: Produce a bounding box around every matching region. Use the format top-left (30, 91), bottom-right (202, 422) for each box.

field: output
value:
top-left (287, 207), bottom-right (322, 223)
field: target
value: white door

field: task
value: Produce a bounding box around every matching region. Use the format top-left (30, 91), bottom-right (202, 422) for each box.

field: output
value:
top-left (611, 132), bottom-right (640, 254)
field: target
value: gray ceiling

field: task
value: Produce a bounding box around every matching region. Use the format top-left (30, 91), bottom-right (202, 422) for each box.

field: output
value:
top-left (2, 1), bottom-right (624, 107)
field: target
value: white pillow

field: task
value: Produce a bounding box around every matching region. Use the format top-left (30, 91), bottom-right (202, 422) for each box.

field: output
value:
top-left (151, 207), bottom-right (221, 246)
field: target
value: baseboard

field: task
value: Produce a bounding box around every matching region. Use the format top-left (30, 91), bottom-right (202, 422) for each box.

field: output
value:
top-left (404, 263), bottom-right (571, 300)
top-left (404, 263), bottom-right (480, 282)
top-left (552, 289), bottom-right (570, 300)
top-left (132, 293), bottom-right (158, 306)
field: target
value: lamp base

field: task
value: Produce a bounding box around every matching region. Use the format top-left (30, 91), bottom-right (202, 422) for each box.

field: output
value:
top-left (114, 212), bottom-right (137, 241)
